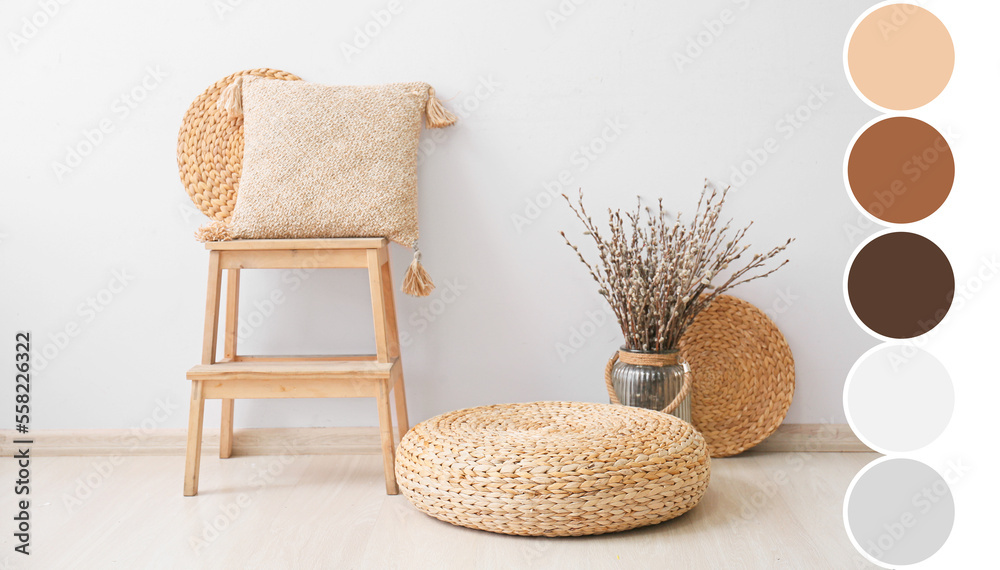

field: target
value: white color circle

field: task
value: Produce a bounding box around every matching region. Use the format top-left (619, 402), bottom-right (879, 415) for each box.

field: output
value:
top-left (845, 343), bottom-right (953, 453)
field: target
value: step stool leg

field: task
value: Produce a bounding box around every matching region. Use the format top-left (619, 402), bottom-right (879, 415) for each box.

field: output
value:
top-left (220, 399), bottom-right (235, 459)
top-left (201, 251), bottom-right (223, 365)
top-left (187, 250), bottom-right (222, 495)
top-left (376, 379), bottom-right (399, 495)
top-left (378, 249), bottom-right (409, 438)
top-left (220, 268), bottom-right (240, 458)
top-left (379, 248), bottom-right (401, 360)
top-left (392, 366), bottom-right (409, 440)
top-left (367, 248), bottom-right (391, 363)
top-left (184, 381), bottom-right (206, 496)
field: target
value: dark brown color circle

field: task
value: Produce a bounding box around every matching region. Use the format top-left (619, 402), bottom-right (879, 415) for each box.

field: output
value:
top-left (848, 232), bottom-right (954, 339)
top-left (848, 117), bottom-right (954, 223)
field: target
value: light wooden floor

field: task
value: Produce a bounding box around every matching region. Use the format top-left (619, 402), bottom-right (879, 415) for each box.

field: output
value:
top-left (0, 452), bottom-right (878, 569)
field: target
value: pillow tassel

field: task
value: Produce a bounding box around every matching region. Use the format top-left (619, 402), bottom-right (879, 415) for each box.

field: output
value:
top-left (402, 247), bottom-right (435, 296)
top-left (218, 76), bottom-right (244, 117)
top-left (194, 220), bottom-right (234, 242)
top-left (425, 87), bottom-right (457, 128)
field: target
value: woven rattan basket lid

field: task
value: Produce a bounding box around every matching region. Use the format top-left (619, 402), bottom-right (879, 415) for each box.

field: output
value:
top-left (177, 68), bottom-right (300, 221)
top-left (678, 295), bottom-right (795, 457)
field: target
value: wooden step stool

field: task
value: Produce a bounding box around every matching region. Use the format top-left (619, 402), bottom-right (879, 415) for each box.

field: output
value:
top-left (183, 238), bottom-right (409, 496)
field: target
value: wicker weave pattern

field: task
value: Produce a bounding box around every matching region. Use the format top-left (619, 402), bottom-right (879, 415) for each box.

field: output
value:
top-left (395, 401), bottom-right (710, 537)
top-left (679, 295), bottom-right (795, 458)
top-left (227, 78), bottom-right (428, 246)
top-left (176, 69), bottom-right (300, 221)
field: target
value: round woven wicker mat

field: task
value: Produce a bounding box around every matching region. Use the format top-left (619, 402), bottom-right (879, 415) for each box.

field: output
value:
top-left (395, 401), bottom-right (710, 537)
top-left (678, 295), bottom-right (795, 458)
top-left (177, 68), bottom-right (300, 221)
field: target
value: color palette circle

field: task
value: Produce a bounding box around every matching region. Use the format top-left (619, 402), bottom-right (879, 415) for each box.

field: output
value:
top-left (847, 117), bottom-right (954, 224)
top-left (846, 4), bottom-right (954, 110)
top-left (845, 344), bottom-right (953, 453)
top-left (845, 458), bottom-right (954, 566)
top-left (846, 231), bottom-right (954, 339)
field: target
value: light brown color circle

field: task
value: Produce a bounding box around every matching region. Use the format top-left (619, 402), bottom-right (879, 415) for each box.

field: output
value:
top-left (847, 4), bottom-right (954, 110)
top-left (848, 117), bottom-right (954, 223)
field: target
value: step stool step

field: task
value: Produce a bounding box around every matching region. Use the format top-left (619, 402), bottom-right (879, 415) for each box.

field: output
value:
top-left (188, 359), bottom-right (397, 382)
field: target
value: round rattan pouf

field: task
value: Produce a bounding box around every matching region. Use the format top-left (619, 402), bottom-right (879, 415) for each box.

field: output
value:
top-left (395, 401), bottom-right (711, 537)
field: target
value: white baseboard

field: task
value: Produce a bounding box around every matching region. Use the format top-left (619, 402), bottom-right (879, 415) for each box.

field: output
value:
top-left (0, 423), bottom-right (869, 457)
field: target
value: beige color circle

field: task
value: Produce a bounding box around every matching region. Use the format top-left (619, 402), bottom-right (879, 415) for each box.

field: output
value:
top-left (848, 4), bottom-right (954, 110)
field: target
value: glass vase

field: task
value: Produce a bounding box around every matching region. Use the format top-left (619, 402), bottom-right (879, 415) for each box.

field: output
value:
top-left (610, 348), bottom-right (692, 423)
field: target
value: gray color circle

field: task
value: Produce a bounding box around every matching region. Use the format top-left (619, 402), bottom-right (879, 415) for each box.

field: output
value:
top-left (847, 458), bottom-right (954, 565)
top-left (846, 345), bottom-right (953, 452)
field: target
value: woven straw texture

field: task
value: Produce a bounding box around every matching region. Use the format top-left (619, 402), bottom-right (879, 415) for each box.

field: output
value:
top-left (226, 77), bottom-right (431, 247)
top-left (177, 68), bottom-right (300, 221)
top-left (395, 401), bottom-right (710, 537)
top-left (678, 295), bottom-right (795, 458)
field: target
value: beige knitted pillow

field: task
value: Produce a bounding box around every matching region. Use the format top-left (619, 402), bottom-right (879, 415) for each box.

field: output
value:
top-left (197, 76), bottom-right (456, 296)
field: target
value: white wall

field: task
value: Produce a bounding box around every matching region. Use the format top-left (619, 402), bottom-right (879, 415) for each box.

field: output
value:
top-left (1, 0), bottom-right (879, 430)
